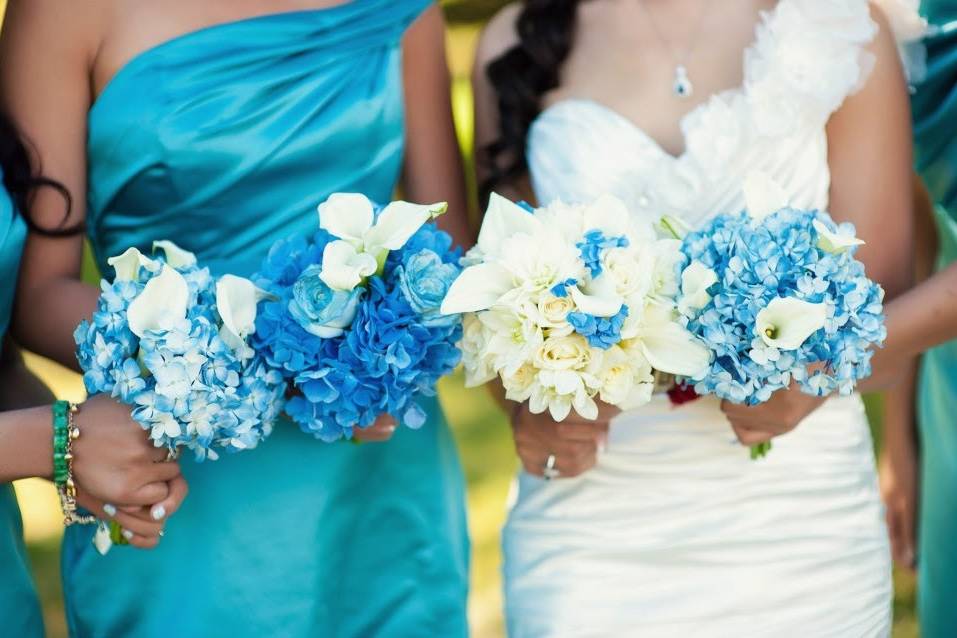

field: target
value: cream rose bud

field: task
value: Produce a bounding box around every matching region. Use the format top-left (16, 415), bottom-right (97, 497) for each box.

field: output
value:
top-left (533, 294), bottom-right (575, 333)
top-left (502, 363), bottom-right (540, 403)
top-left (533, 334), bottom-right (593, 372)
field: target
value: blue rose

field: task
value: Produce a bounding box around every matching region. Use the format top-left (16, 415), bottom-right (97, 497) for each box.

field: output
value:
top-left (397, 249), bottom-right (460, 326)
top-left (288, 265), bottom-right (361, 338)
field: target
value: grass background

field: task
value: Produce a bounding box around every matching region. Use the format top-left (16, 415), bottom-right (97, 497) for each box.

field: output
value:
top-left (10, 2), bottom-right (917, 637)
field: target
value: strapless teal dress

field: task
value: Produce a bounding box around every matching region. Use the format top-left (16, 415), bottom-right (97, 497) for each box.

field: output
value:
top-left (912, 3), bottom-right (957, 635)
top-left (65, 3), bottom-right (469, 636)
top-left (0, 171), bottom-right (42, 637)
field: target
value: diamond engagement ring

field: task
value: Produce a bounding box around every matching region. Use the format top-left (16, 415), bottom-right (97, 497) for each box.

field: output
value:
top-left (543, 453), bottom-right (560, 481)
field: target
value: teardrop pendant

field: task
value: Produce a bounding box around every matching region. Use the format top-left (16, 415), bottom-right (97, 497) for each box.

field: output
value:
top-left (673, 65), bottom-right (693, 99)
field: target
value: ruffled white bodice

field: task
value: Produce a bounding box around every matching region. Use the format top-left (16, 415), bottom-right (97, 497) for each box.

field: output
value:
top-left (528, 0), bottom-right (879, 227)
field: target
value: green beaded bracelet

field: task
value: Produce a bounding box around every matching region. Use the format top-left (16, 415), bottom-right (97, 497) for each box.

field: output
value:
top-left (52, 400), bottom-right (70, 486)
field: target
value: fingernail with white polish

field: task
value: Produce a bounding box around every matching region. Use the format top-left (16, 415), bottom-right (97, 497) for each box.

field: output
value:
top-left (151, 505), bottom-right (167, 521)
top-left (103, 503), bottom-right (117, 517)
top-left (122, 529), bottom-right (134, 541)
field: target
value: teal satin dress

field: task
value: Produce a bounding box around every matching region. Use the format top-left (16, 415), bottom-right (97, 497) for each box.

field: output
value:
top-left (65, 3), bottom-right (469, 636)
top-left (913, 3), bottom-right (957, 635)
top-left (0, 172), bottom-right (43, 637)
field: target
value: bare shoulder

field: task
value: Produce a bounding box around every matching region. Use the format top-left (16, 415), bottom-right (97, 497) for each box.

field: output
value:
top-left (865, 1), bottom-right (905, 66)
top-left (1, 0), bottom-right (107, 60)
top-left (475, 3), bottom-right (522, 69)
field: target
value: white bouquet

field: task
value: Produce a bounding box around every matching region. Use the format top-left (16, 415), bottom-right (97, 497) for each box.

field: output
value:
top-left (440, 194), bottom-right (710, 420)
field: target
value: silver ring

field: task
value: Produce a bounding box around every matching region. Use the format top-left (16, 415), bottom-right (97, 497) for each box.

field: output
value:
top-left (543, 453), bottom-right (560, 481)
top-left (164, 449), bottom-right (180, 462)
top-left (158, 530), bottom-right (165, 538)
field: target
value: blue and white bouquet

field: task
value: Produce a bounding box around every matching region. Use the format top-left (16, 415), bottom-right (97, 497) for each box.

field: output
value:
top-left (252, 194), bottom-right (463, 442)
top-left (440, 194), bottom-right (710, 421)
top-left (669, 172), bottom-right (886, 456)
top-left (75, 241), bottom-right (287, 461)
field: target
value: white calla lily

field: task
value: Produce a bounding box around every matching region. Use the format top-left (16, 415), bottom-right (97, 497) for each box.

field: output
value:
top-left (658, 215), bottom-right (692, 240)
top-left (317, 193), bottom-right (448, 286)
top-left (317, 193), bottom-right (376, 244)
top-left (152, 240), bottom-right (197, 268)
top-left (319, 240), bottom-right (379, 292)
top-left (364, 200), bottom-right (448, 251)
top-left (569, 279), bottom-right (624, 317)
top-left (812, 219), bottom-right (865, 254)
top-left (743, 170), bottom-right (789, 221)
top-left (478, 192), bottom-right (543, 257)
top-left (625, 303), bottom-right (711, 377)
top-left (127, 265), bottom-right (189, 337)
top-left (678, 261), bottom-right (718, 315)
top-left (755, 297), bottom-right (827, 350)
top-left (107, 247), bottom-right (160, 282)
top-left (440, 263), bottom-right (513, 314)
top-left (216, 275), bottom-right (271, 356)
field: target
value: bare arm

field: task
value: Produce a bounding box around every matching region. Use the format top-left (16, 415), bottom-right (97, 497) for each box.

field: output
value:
top-left (402, 4), bottom-right (473, 249)
top-left (877, 175), bottom-right (938, 570)
top-left (1, 0), bottom-right (102, 370)
top-left (723, 6), bottom-right (915, 444)
top-left (826, 7), bottom-right (915, 299)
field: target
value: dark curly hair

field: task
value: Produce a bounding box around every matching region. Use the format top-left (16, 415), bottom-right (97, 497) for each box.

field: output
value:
top-left (0, 112), bottom-right (78, 236)
top-left (481, 0), bottom-right (582, 204)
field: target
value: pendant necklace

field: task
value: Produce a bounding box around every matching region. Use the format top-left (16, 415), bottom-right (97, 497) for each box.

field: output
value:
top-left (638, 1), bottom-right (712, 99)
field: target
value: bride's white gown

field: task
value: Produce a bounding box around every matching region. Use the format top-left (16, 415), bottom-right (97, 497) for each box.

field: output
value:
top-left (503, 1), bottom-right (896, 636)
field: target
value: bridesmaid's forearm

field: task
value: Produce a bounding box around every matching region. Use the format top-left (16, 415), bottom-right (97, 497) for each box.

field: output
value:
top-left (863, 262), bottom-right (957, 390)
top-left (0, 407), bottom-right (53, 483)
top-left (13, 276), bottom-right (98, 372)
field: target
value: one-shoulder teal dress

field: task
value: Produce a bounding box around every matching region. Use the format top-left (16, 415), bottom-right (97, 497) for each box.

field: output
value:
top-left (64, 3), bottom-right (469, 636)
top-left (912, 2), bottom-right (957, 635)
top-left (0, 171), bottom-right (42, 637)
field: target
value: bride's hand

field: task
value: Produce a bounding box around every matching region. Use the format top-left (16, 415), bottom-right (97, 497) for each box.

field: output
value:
top-left (71, 394), bottom-right (185, 511)
top-left (878, 441), bottom-right (918, 571)
top-left (720, 385), bottom-right (825, 447)
top-left (352, 414), bottom-right (398, 443)
top-left (511, 403), bottom-right (618, 479)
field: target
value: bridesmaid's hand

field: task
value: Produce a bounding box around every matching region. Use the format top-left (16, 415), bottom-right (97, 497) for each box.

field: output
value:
top-left (879, 443), bottom-right (918, 571)
top-left (76, 475), bottom-right (188, 550)
top-left (721, 384), bottom-right (826, 446)
top-left (511, 403), bottom-right (617, 479)
top-left (71, 394), bottom-right (184, 510)
top-left (352, 414), bottom-right (398, 443)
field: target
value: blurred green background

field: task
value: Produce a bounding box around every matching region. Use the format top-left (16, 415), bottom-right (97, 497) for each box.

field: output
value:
top-left (10, 2), bottom-right (917, 637)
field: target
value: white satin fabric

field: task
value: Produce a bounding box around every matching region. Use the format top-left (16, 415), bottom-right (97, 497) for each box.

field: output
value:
top-left (503, 1), bottom-right (896, 636)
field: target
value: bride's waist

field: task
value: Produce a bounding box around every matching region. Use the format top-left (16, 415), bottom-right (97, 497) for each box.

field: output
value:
top-left (606, 393), bottom-right (872, 458)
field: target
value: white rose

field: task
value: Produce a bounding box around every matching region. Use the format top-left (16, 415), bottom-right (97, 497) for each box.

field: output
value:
top-left (602, 246), bottom-right (654, 299)
top-left (533, 334), bottom-right (593, 372)
top-left (502, 363), bottom-right (540, 403)
top-left (598, 346), bottom-right (655, 409)
top-left (460, 314), bottom-right (497, 387)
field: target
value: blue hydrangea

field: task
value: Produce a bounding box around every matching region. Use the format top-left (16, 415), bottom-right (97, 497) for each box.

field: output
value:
top-left (674, 208), bottom-right (886, 406)
top-left (567, 305), bottom-right (629, 349)
top-left (254, 220), bottom-right (463, 442)
top-left (75, 254), bottom-right (286, 461)
top-left (550, 278), bottom-right (578, 298)
top-left (577, 229), bottom-right (629, 278)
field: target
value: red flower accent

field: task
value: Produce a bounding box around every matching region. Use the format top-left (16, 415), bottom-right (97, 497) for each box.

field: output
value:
top-left (667, 382), bottom-right (700, 407)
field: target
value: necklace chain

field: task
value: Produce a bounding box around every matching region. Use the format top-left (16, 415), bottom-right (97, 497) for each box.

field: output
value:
top-left (638, 0), bottom-right (712, 98)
